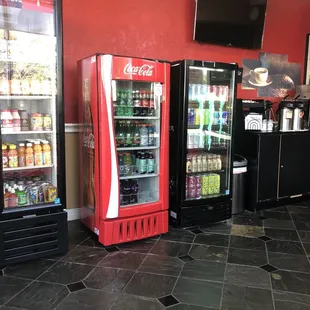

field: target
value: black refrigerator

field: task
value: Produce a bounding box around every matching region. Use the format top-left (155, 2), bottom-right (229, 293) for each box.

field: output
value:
top-left (0, 0), bottom-right (67, 267)
top-left (169, 60), bottom-right (238, 227)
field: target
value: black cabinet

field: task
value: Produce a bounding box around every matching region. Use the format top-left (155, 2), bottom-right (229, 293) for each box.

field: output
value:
top-left (279, 134), bottom-right (310, 198)
top-left (236, 131), bottom-right (310, 211)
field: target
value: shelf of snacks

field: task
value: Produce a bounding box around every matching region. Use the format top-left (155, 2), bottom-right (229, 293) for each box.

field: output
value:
top-left (3, 165), bottom-right (53, 172)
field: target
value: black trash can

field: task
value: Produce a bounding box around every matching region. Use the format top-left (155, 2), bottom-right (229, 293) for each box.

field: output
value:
top-left (232, 155), bottom-right (247, 215)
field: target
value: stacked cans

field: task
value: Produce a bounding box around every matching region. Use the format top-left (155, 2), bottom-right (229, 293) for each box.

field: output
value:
top-left (188, 84), bottom-right (229, 101)
top-left (186, 173), bottom-right (221, 199)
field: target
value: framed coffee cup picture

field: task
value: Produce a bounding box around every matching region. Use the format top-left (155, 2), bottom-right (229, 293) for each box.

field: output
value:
top-left (304, 34), bottom-right (310, 85)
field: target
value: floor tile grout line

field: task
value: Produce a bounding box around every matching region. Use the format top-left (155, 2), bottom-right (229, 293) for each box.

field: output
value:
top-left (2, 259), bottom-right (62, 307)
top-left (289, 211), bottom-right (310, 265)
top-left (219, 228), bottom-right (232, 310)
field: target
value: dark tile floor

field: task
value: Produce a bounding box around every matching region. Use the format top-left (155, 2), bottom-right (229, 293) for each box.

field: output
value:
top-left (2, 204), bottom-right (310, 309)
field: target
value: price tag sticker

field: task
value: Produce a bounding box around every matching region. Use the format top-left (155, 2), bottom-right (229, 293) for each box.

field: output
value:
top-left (54, 198), bottom-right (61, 204)
top-left (154, 83), bottom-right (162, 96)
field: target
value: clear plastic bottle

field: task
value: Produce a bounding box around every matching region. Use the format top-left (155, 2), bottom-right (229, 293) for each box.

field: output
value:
top-left (42, 141), bottom-right (52, 165)
top-left (191, 155), bottom-right (198, 173)
top-left (25, 143), bottom-right (34, 166)
top-left (140, 124), bottom-right (148, 147)
top-left (216, 155), bottom-right (222, 171)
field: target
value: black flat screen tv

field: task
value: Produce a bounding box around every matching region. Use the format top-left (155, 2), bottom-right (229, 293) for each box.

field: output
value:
top-left (194, 0), bottom-right (267, 49)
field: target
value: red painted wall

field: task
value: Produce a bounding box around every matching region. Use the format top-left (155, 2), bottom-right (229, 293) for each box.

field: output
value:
top-left (63, 0), bottom-right (310, 123)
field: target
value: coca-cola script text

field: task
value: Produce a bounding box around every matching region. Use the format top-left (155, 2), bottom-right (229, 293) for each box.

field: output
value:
top-left (124, 64), bottom-right (154, 77)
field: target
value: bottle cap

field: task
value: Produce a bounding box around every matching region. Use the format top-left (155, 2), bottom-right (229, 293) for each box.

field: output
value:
top-left (18, 185), bottom-right (23, 191)
top-left (11, 189), bottom-right (15, 194)
top-left (19, 143), bottom-right (25, 147)
top-left (9, 145), bottom-right (16, 150)
top-left (26, 143), bottom-right (32, 147)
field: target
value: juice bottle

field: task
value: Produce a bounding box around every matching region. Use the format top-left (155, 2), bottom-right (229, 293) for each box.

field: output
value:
top-left (18, 143), bottom-right (26, 167)
top-left (2, 144), bottom-right (8, 168)
top-left (25, 143), bottom-right (34, 166)
top-left (8, 144), bottom-right (18, 168)
top-left (17, 185), bottom-right (27, 206)
top-left (3, 188), bottom-right (8, 208)
top-left (33, 141), bottom-right (43, 166)
top-left (42, 141), bottom-right (52, 165)
top-left (8, 188), bottom-right (18, 208)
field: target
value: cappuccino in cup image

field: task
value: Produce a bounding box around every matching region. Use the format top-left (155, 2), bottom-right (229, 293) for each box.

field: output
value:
top-left (250, 67), bottom-right (268, 83)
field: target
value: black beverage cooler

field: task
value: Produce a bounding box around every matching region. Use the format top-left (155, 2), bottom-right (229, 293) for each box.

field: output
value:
top-left (169, 60), bottom-right (238, 227)
top-left (0, 0), bottom-right (68, 267)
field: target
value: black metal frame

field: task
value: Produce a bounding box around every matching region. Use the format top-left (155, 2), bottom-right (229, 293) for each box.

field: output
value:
top-left (304, 34), bottom-right (310, 85)
top-left (169, 60), bottom-right (238, 227)
top-left (0, 0), bottom-right (68, 266)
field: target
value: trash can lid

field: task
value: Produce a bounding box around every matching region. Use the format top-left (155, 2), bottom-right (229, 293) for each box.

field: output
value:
top-left (233, 154), bottom-right (247, 168)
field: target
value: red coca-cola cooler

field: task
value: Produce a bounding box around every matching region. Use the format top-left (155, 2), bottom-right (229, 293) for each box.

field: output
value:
top-left (78, 54), bottom-right (170, 246)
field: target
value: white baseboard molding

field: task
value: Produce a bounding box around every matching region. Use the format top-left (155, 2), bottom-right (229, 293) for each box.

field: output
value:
top-left (67, 208), bottom-right (81, 221)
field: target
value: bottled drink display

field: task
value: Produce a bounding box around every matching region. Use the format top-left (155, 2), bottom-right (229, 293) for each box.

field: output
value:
top-left (186, 152), bottom-right (222, 173)
top-left (2, 140), bottom-right (52, 169)
top-left (115, 121), bottom-right (157, 148)
top-left (114, 89), bottom-right (155, 117)
top-left (187, 130), bottom-right (228, 149)
top-left (3, 175), bottom-right (57, 208)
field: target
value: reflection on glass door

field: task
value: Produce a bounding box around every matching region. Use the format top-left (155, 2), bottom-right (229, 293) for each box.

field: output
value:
top-left (112, 80), bottom-right (161, 207)
top-left (185, 66), bottom-right (234, 201)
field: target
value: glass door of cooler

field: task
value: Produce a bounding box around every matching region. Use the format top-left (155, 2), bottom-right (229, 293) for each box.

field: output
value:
top-left (185, 66), bottom-right (235, 201)
top-left (112, 80), bottom-right (161, 207)
top-left (0, 2), bottom-right (59, 211)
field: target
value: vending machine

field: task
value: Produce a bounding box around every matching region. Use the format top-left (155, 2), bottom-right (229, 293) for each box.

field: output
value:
top-left (78, 54), bottom-right (170, 246)
top-left (169, 60), bottom-right (238, 227)
top-left (0, 0), bottom-right (67, 267)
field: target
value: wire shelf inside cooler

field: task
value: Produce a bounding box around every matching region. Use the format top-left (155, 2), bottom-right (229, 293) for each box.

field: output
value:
top-left (120, 190), bottom-right (159, 208)
top-left (119, 164), bottom-right (158, 179)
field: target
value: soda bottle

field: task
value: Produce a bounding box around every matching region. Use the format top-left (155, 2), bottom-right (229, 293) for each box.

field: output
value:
top-left (123, 153), bottom-right (132, 176)
top-left (132, 122), bottom-right (141, 147)
top-left (147, 152), bottom-right (155, 174)
top-left (139, 152), bottom-right (147, 174)
top-left (130, 180), bottom-right (139, 204)
top-left (149, 92), bottom-right (155, 116)
top-left (117, 122), bottom-right (125, 147)
top-left (140, 124), bottom-right (148, 147)
top-left (148, 124), bottom-right (155, 146)
top-left (122, 180), bottom-right (131, 205)
top-left (135, 152), bottom-right (140, 173)
top-left (126, 90), bottom-right (133, 116)
top-left (118, 153), bottom-right (124, 176)
top-left (17, 185), bottom-right (27, 206)
top-left (124, 121), bottom-right (133, 148)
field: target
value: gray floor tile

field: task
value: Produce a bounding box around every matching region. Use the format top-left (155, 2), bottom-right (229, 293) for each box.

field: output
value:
top-left (225, 263), bottom-right (271, 289)
top-left (303, 243), bottom-right (310, 255)
top-left (0, 277), bottom-right (31, 305)
top-left (271, 270), bottom-right (310, 295)
top-left (56, 288), bottom-right (119, 310)
top-left (228, 248), bottom-right (267, 267)
top-left (262, 210), bottom-right (291, 220)
top-left (8, 281), bottom-right (68, 310)
top-left (167, 305), bottom-right (215, 310)
top-left (298, 230), bottom-right (310, 243)
top-left (38, 261), bottom-right (94, 285)
top-left (221, 284), bottom-right (273, 310)
top-left (111, 295), bottom-right (164, 310)
top-left (61, 246), bottom-right (108, 265)
top-left (273, 290), bottom-right (310, 310)
top-left (138, 254), bottom-right (183, 276)
top-left (288, 206), bottom-right (310, 215)
top-left (265, 228), bottom-right (299, 241)
top-left (291, 213), bottom-right (310, 222)
top-left (200, 222), bottom-right (232, 235)
top-left (268, 252), bottom-right (310, 273)
top-left (117, 239), bottom-right (157, 253)
top-left (233, 216), bottom-right (263, 227)
top-left (230, 235), bottom-right (266, 251)
top-left (267, 240), bottom-right (305, 255)
top-left (189, 244), bottom-right (228, 262)
top-left (150, 241), bottom-right (191, 257)
top-left (160, 229), bottom-right (195, 243)
top-left (173, 277), bottom-right (222, 308)
top-left (180, 260), bottom-right (225, 282)
top-left (3, 259), bottom-right (55, 280)
top-left (193, 233), bottom-right (229, 247)
top-left (263, 219), bottom-right (295, 230)
top-left (295, 221), bottom-right (310, 231)
top-left (124, 272), bottom-right (176, 298)
top-left (98, 251), bottom-right (146, 270)
top-left (83, 266), bottom-right (133, 292)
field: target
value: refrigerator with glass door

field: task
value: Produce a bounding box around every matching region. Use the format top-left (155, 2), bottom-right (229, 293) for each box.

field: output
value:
top-left (169, 60), bottom-right (238, 227)
top-left (78, 54), bottom-right (170, 246)
top-left (0, 0), bottom-right (67, 267)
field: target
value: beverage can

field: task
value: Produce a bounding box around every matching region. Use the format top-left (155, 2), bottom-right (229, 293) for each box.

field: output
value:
top-left (197, 155), bottom-right (203, 172)
top-left (201, 174), bottom-right (209, 196)
top-left (191, 156), bottom-right (198, 173)
top-left (222, 111), bottom-right (228, 125)
top-left (188, 108), bottom-right (195, 125)
top-left (195, 175), bottom-right (202, 186)
top-left (204, 109), bottom-right (210, 125)
top-left (214, 173), bottom-right (221, 194)
top-left (188, 176), bottom-right (196, 188)
top-left (188, 188), bottom-right (196, 199)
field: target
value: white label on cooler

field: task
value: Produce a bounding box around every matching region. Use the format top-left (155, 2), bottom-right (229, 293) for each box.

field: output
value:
top-left (170, 211), bottom-right (177, 219)
top-left (154, 83), bottom-right (162, 96)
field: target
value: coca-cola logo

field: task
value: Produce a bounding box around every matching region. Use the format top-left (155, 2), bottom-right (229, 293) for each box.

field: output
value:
top-left (83, 133), bottom-right (95, 149)
top-left (124, 63), bottom-right (154, 77)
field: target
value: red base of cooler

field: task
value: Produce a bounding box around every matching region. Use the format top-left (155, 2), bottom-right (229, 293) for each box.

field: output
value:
top-left (98, 210), bottom-right (168, 246)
